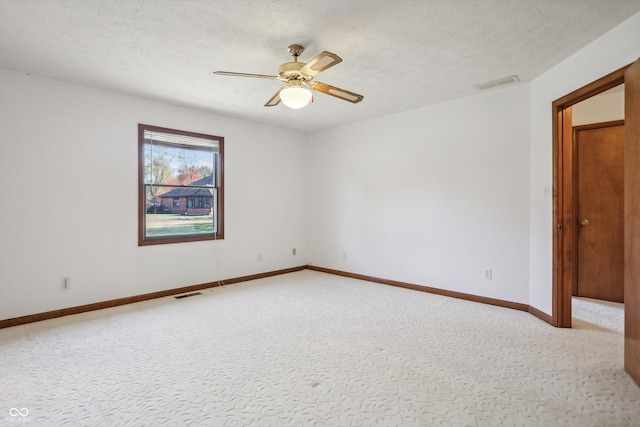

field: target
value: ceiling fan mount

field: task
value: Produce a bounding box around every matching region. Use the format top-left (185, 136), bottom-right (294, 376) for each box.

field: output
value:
top-left (286, 44), bottom-right (305, 58)
top-left (214, 44), bottom-right (364, 109)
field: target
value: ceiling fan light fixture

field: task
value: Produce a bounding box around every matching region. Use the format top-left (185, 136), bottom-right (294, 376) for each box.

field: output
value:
top-left (280, 84), bottom-right (312, 109)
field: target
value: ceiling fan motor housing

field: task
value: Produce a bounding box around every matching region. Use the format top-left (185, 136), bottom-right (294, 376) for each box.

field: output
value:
top-left (278, 61), bottom-right (311, 82)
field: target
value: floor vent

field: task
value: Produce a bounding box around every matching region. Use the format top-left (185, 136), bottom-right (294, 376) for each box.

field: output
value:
top-left (474, 75), bottom-right (520, 90)
top-left (174, 292), bottom-right (202, 299)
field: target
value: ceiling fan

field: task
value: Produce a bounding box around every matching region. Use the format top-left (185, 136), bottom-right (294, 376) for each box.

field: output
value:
top-left (214, 44), bottom-right (364, 109)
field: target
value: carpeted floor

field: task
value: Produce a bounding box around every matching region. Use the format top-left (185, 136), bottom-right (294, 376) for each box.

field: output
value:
top-left (1, 270), bottom-right (638, 426)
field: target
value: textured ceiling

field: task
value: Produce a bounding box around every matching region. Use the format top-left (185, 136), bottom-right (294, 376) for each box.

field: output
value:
top-left (1, 0), bottom-right (639, 133)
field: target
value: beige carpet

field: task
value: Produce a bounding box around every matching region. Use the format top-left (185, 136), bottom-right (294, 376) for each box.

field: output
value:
top-left (1, 270), bottom-right (638, 426)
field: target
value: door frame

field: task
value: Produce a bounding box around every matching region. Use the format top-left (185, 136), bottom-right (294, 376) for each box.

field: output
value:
top-left (552, 64), bottom-right (630, 328)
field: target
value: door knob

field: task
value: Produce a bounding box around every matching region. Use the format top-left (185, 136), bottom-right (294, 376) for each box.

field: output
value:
top-left (580, 219), bottom-right (589, 226)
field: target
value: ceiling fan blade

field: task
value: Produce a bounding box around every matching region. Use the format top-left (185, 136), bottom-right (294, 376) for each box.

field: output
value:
top-left (264, 90), bottom-right (281, 107)
top-left (300, 51), bottom-right (342, 76)
top-left (309, 81), bottom-right (363, 103)
top-left (214, 71), bottom-right (278, 79)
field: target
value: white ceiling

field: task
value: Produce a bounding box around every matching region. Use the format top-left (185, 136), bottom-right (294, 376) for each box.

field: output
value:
top-left (1, 0), bottom-right (639, 134)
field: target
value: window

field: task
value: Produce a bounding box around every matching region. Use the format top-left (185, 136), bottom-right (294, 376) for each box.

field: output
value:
top-left (138, 124), bottom-right (224, 245)
top-left (187, 197), bottom-right (210, 209)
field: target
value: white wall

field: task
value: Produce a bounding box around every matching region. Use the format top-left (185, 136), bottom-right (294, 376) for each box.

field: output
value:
top-left (528, 13), bottom-right (640, 315)
top-left (572, 89), bottom-right (624, 126)
top-left (307, 84), bottom-right (531, 304)
top-left (0, 69), bottom-right (307, 320)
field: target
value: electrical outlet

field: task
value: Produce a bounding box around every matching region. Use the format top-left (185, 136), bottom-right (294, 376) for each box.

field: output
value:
top-left (292, 248), bottom-right (296, 255)
top-left (483, 268), bottom-right (492, 280)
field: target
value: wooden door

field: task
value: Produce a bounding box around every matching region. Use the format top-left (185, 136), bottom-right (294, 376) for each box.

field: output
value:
top-left (574, 122), bottom-right (625, 302)
top-left (625, 58), bottom-right (640, 387)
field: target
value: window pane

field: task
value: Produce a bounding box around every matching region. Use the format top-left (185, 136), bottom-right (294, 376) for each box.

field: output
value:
top-left (143, 141), bottom-right (215, 186)
top-left (145, 186), bottom-right (216, 238)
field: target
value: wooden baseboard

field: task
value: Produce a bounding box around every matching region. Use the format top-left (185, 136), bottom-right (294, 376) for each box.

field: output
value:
top-left (0, 266), bottom-right (306, 329)
top-left (1, 264), bottom-right (556, 329)
top-left (307, 265), bottom-right (530, 312)
top-left (527, 304), bottom-right (555, 325)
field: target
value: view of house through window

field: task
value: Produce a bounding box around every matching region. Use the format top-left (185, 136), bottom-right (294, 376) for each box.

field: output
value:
top-left (138, 124), bottom-right (224, 245)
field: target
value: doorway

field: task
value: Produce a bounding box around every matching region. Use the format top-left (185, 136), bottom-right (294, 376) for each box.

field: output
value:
top-left (552, 65), bottom-right (629, 328)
